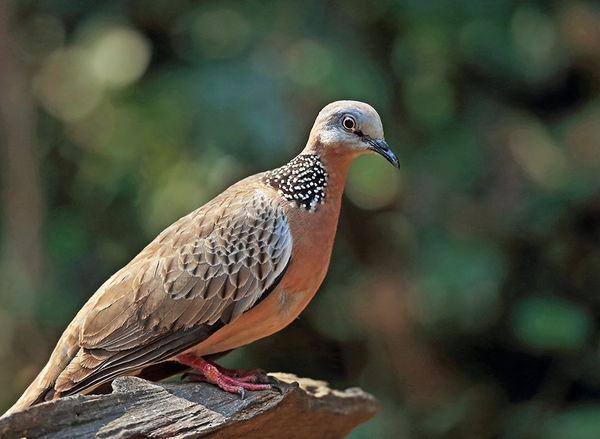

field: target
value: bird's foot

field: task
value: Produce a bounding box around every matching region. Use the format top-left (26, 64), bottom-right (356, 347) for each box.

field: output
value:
top-left (209, 361), bottom-right (269, 384)
top-left (177, 353), bottom-right (272, 397)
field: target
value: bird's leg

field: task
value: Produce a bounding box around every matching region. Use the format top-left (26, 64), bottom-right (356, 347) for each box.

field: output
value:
top-left (183, 360), bottom-right (269, 383)
top-left (176, 353), bottom-right (272, 397)
top-left (206, 360), bottom-right (270, 383)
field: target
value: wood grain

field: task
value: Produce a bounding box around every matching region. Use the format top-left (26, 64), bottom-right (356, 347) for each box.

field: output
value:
top-left (0, 373), bottom-right (378, 439)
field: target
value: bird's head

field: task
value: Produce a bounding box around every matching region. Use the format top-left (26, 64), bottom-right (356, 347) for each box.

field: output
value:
top-left (307, 100), bottom-right (399, 168)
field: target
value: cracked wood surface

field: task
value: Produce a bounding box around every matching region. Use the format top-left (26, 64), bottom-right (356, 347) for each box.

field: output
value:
top-left (0, 373), bottom-right (378, 439)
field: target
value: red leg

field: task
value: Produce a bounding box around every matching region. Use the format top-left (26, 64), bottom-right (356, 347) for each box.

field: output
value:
top-left (207, 360), bottom-right (269, 384)
top-left (177, 353), bottom-right (272, 397)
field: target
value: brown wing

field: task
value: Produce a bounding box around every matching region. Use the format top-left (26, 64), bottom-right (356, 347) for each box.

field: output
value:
top-left (52, 187), bottom-right (292, 397)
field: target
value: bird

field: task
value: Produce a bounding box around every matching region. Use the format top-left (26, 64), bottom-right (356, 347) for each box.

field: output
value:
top-left (2, 100), bottom-right (398, 417)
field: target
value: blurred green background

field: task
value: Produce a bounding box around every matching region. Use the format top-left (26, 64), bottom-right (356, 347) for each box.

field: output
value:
top-left (2, 0), bottom-right (600, 437)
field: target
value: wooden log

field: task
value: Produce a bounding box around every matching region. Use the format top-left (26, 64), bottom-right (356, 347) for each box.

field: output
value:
top-left (0, 373), bottom-right (378, 438)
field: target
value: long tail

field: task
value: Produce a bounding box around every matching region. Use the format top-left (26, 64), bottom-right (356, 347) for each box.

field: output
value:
top-left (2, 365), bottom-right (55, 417)
top-left (1, 327), bottom-right (79, 418)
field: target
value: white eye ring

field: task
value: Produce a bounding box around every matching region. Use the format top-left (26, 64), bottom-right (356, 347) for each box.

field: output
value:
top-left (342, 116), bottom-right (356, 131)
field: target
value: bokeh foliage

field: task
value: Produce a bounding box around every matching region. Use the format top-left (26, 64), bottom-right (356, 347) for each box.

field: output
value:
top-left (1, 0), bottom-right (600, 437)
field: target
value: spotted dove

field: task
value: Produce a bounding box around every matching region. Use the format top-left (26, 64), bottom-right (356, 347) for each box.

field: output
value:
top-left (3, 100), bottom-right (398, 417)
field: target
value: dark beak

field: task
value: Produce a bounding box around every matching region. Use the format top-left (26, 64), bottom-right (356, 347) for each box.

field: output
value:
top-left (367, 138), bottom-right (399, 168)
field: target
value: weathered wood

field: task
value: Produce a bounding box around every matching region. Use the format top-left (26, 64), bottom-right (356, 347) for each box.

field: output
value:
top-left (0, 373), bottom-right (378, 439)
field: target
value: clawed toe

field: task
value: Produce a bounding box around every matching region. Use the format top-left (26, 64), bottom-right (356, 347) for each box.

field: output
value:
top-left (177, 353), bottom-right (275, 398)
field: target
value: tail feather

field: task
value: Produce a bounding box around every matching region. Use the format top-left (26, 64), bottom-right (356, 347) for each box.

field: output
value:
top-left (2, 368), bottom-right (56, 418)
top-left (1, 326), bottom-right (80, 418)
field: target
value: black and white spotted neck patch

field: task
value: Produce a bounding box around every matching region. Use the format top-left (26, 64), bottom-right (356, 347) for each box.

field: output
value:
top-left (261, 154), bottom-right (328, 211)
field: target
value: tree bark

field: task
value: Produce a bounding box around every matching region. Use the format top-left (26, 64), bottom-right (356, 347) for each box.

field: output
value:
top-left (0, 373), bottom-right (378, 439)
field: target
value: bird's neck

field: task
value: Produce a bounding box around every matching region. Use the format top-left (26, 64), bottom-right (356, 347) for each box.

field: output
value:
top-left (261, 143), bottom-right (353, 212)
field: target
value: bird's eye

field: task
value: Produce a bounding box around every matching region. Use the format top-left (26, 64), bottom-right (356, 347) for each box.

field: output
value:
top-left (342, 116), bottom-right (356, 131)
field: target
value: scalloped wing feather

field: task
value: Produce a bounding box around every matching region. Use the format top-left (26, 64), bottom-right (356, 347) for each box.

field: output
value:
top-left (53, 187), bottom-right (291, 396)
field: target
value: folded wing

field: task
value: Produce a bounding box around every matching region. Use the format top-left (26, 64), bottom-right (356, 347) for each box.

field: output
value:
top-left (52, 188), bottom-right (292, 397)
